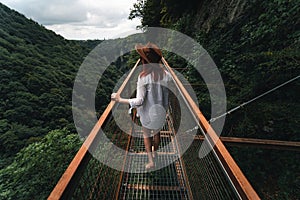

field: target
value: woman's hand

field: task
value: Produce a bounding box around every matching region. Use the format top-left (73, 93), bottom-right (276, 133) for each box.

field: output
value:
top-left (111, 93), bottom-right (130, 104)
top-left (111, 93), bottom-right (120, 102)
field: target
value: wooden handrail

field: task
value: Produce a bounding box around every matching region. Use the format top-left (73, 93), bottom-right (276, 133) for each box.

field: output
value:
top-left (162, 57), bottom-right (260, 200)
top-left (48, 59), bottom-right (141, 200)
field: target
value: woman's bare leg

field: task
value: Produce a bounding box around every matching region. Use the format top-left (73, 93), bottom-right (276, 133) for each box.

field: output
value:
top-left (152, 131), bottom-right (160, 158)
top-left (143, 127), bottom-right (154, 168)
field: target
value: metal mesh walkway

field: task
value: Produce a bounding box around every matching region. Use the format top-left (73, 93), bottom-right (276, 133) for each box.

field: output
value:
top-left (49, 58), bottom-right (260, 200)
top-left (118, 115), bottom-right (191, 200)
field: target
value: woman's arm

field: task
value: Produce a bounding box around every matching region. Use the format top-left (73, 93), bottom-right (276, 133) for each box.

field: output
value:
top-left (111, 76), bottom-right (146, 107)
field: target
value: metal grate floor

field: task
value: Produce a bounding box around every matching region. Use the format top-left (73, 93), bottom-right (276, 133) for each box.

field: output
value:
top-left (118, 120), bottom-right (191, 200)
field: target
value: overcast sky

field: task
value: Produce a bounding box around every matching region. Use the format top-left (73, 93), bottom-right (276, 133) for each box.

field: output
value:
top-left (1, 0), bottom-right (141, 40)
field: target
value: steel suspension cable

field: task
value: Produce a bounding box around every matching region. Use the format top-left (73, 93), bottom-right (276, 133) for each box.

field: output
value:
top-left (209, 75), bottom-right (300, 123)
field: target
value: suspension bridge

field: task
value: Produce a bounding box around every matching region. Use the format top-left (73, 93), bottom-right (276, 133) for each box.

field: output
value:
top-left (48, 58), bottom-right (299, 200)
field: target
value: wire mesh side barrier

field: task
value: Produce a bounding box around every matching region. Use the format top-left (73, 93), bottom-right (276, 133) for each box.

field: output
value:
top-left (167, 86), bottom-right (240, 200)
top-left (162, 57), bottom-right (259, 199)
top-left (117, 81), bottom-right (246, 200)
top-left (69, 120), bottom-right (130, 200)
top-left (48, 59), bottom-right (141, 200)
top-left (48, 105), bottom-right (132, 200)
top-left (49, 58), bottom-right (259, 200)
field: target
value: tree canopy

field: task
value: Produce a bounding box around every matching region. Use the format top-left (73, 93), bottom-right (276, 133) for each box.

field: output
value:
top-left (129, 0), bottom-right (299, 199)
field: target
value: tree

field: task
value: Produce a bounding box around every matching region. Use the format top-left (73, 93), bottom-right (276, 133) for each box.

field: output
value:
top-left (0, 129), bottom-right (82, 200)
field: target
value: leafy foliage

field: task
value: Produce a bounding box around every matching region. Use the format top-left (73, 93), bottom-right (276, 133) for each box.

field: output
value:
top-left (228, 146), bottom-right (300, 199)
top-left (0, 129), bottom-right (82, 200)
top-left (130, 0), bottom-right (299, 199)
top-left (0, 3), bottom-right (101, 162)
top-left (129, 0), bottom-right (198, 28)
top-left (0, 0), bottom-right (298, 199)
top-left (194, 0), bottom-right (300, 141)
top-left (130, 0), bottom-right (300, 140)
top-left (0, 2), bottom-right (139, 198)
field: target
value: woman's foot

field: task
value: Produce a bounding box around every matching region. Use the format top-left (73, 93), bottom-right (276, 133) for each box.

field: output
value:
top-left (145, 162), bottom-right (155, 170)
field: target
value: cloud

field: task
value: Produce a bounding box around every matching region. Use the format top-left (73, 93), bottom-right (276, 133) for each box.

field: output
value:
top-left (46, 18), bottom-right (141, 40)
top-left (1, 0), bottom-right (87, 24)
top-left (1, 0), bottom-right (141, 39)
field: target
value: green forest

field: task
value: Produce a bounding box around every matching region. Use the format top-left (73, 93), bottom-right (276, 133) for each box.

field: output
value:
top-left (129, 0), bottom-right (299, 199)
top-left (0, 2), bottom-right (131, 199)
top-left (0, 0), bottom-right (299, 199)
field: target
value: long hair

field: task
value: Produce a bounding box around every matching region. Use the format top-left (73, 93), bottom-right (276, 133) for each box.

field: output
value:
top-left (140, 62), bottom-right (165, 82)
top-left (139, 48), bottom-right (165, 82)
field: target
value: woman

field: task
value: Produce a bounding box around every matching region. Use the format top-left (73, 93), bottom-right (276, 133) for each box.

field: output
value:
top-left (111, 42), bottom-right (171, 170)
